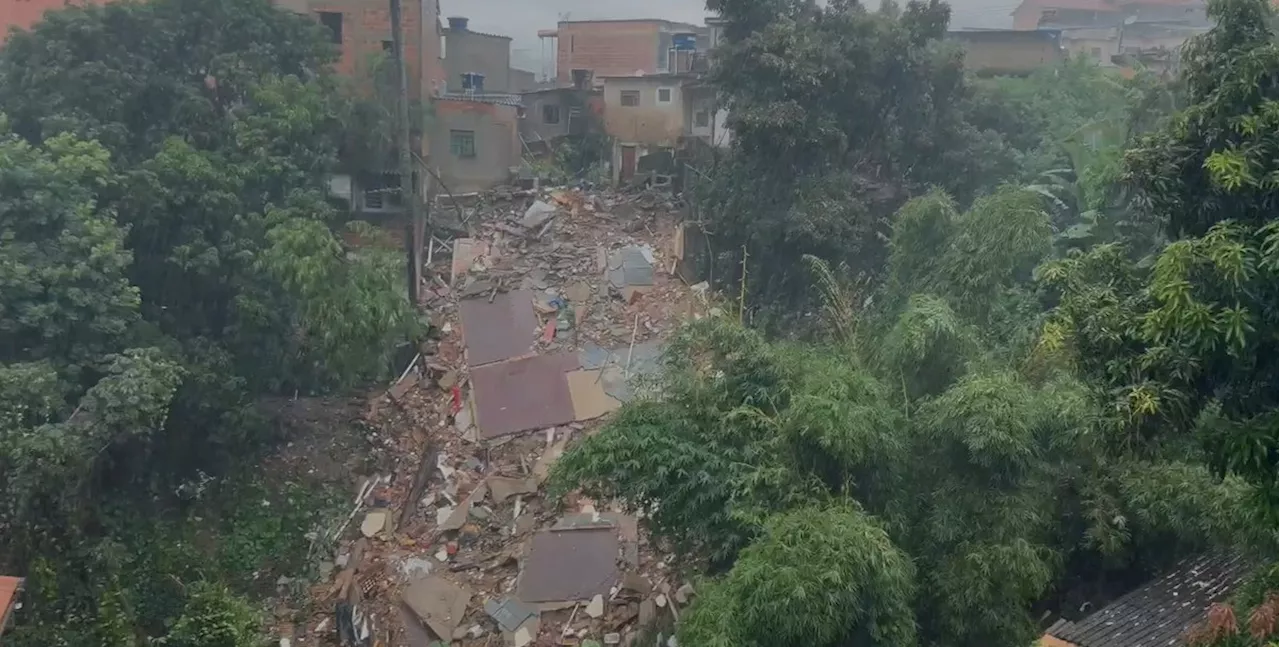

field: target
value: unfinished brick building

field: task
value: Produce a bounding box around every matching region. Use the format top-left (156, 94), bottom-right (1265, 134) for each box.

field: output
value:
top-left (544, 19), bottom-right (705, 87)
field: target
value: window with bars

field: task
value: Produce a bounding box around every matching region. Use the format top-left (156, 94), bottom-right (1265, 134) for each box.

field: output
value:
top-left (620, 90), bottom-right (640, 107)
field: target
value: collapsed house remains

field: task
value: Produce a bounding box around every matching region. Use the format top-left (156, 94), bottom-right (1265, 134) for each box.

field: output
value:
top-left (285, 180), bottom-right (716, 647)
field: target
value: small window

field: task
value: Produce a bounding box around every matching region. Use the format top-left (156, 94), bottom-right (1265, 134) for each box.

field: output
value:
top-left (620, 90), bottom-right (640, 107)
top-left (318, 11), bottom-right (343, 45)
top-left (1090, 46), bottom-right (1102, 59)
top-left (450, 130), bottom-right (476, 158)
top-left (657, 88), bottom-right (672, 103)
top-left (542, 104), bottom-right (561, 124)
top-left (694, 110), bottom-right (710, 127)
top-left (382, 40), bottom-right (394, 53)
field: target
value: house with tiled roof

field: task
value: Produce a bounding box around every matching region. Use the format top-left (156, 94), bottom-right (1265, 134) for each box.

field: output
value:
top-left (1039, 553), bottom-right (1252, 647)
top-left (1012, 0), bottom-right (1211, 71)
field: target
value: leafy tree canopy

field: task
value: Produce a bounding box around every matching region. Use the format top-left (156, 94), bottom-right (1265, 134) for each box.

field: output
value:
top-left (0, 0), bottom-right (418, 642)
top-left (552, 185), bottom-right (1257, 647)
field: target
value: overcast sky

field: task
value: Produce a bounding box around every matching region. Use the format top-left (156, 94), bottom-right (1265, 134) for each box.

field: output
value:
top-left (441, 0), bottom-right (1025, 74)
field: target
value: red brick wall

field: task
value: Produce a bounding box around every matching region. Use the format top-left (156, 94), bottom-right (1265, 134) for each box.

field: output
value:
top-left (1, 0), bottom-right (102, 45)
top-left (296, 0), bottom-right (443, 156)
top-left (556, 21), bottom-right (662, 86)
top-left (306, 0), bottom-right (426, 95)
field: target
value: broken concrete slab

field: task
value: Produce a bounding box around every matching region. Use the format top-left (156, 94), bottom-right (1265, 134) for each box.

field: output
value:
top-left (553, 512), bottom-right (640, 566)
top-left (516, 526), bottom-right (619, 604)
top-left (402, 576), bottom-right (471, 641)
top-left (675, 583), bottom-right (695, 605)
top-left (638, 599), bottom-right (657, 628)
top-left (471, 354), bottom-right (578, 439)
top-left (484, 597), bottom-right (539, 633)
top-left (565, 369), bottom-right (622, 421)
top-left (450, 238), bottom-right (488, 284)
top-left (487, 475), bottom-right (538, 501)
top-left (607, 246), bottom-right (655, 290)
top-left (619, 572), bottom-right (652, 597)
top-left (398, 602), bottom-right (434, 647)
top-left (521, 200), bottom-right (557, 229)
top-left (459, 289), bottom-right (539, 367)
top-left (440, 482), bottom-right (488, 531)
top-left (578, 343), bottom-right (613, 370)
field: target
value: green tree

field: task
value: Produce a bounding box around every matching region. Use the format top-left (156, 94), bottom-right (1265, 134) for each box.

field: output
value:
top-left (696, 0), bottom-right (1028, 319)
top-left (0, 0), bottom-right (418, 641)
top-left (1042, 0), bottom-right (1277, 541)
top-left (554, 170), bottom-right (1254, 646)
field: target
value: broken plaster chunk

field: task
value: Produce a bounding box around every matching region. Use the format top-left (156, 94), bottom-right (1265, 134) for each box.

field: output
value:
top-left (585, 594), bottom-right (605, 618)
top-left (437, 454), bottom-right (455, 479)
top-left (655, 594), bottom-right (668, 608)
top-left (675, 583), bottom-right (695, 605)
top-left (440, 482), bottom-right (488, 531)
top-left (521, 200), bottom-right (557, 229)
top-left (454, 403), bottom-right (473, 433)
top-left (604, 634), bottom-right (622, 645)
top-left (513, 626), bottom-right (534, 647)
top-left (487, 475), bottom-right (538, 502)
top-left (436, 506), bottom-right (455, 526)
top-left (360, 509), bottom-right (388, 538)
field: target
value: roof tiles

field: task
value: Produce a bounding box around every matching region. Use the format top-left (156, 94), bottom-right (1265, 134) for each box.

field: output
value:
top-left (1046, 553), bottom-right (1253, 647)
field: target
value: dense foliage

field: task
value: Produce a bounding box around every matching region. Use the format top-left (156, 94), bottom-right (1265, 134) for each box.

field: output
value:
top-left (0, 0), bottom-right (416, 642)
top-left (554, 0), bottom-right (1278, 645)
top-left (552, 195), bottom-right (1256, 645)
top-left (694, 0), bottom-right (1177, 328)
top-left (1043, 0), bottom-right (1278, 545)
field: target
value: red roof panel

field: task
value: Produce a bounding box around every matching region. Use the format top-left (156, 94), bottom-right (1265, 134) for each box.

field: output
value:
top-left (0, 576), bottom-right (22, 629)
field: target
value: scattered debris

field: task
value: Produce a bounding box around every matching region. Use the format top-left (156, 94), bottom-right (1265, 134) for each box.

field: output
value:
top-left (289, 183), bottom-right (703, 647)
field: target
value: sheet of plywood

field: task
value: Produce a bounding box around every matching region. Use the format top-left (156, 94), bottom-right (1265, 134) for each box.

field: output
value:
top-left (516, 527), bottom-right (619, 604)
top-left (459, 289), bottom-right (538, 367)
top-left (565, 369), bottom-right (621, 421)
top-left (471, 354), bottom-right (578, 439)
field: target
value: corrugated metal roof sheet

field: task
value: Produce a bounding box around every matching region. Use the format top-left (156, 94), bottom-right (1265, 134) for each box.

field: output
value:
top-left (1047, 553), bottom-right (1253, 647)
top-left (0, 576), bottom-right (23, 630)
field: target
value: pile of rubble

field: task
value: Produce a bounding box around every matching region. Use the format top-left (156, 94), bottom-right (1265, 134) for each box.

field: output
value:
top-left (285, 184), bottom-right (712, 647)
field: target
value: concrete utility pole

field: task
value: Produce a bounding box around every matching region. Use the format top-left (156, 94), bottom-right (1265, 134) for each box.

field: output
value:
top-left (389, 0), bottom-right (424, 305)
